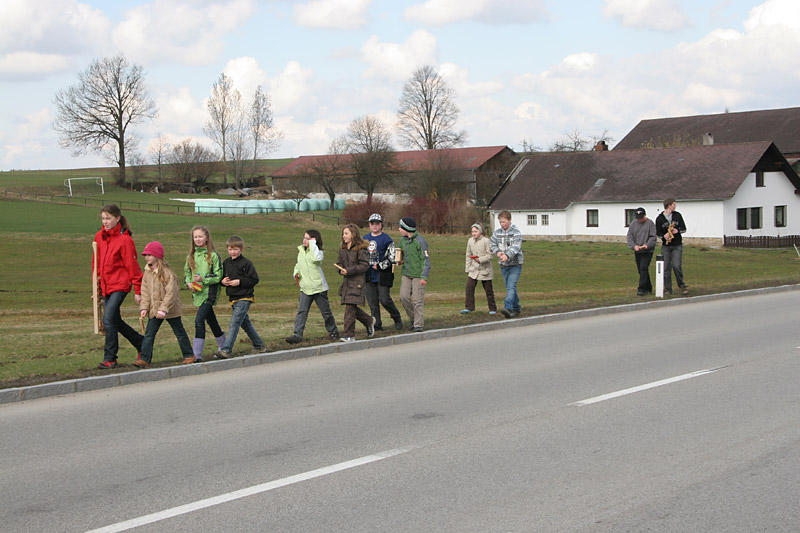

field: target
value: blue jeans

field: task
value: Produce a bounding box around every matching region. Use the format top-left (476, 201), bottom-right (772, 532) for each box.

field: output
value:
top-left (221, 300), bottom-right (263, 353)
top-left (500, 265), bottom-right (522, 313)
top-left (194, 300), bottom-right (224, 339)
top-left (102, 291), bottom-right (144, 362)
top-left (293, 291), bottom-right (338, 339)
top-left (661, 244), bottom-right (685, 292)
top-left (140, 316), bottom-right (193, 363)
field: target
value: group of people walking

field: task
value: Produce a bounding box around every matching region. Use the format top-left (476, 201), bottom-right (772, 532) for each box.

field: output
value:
top-left (92, 205), bottom-right (436, 369)
top-left (93, 201), bottom-right (681, 370)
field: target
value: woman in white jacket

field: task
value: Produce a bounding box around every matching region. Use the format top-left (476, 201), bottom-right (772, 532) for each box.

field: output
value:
top-left (461, 223), bottom-right (497, 315)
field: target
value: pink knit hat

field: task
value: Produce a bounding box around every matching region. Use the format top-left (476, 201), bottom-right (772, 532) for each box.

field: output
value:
top-left (141, 241), bottom-right (165, 259)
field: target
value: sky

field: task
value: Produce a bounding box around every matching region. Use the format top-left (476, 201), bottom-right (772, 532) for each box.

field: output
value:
top-left (1, 0), bottom-right (799, 171)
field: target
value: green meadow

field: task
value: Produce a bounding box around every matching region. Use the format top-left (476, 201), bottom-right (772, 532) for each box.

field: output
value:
top-left (2, 168), bottom-right (800, 388)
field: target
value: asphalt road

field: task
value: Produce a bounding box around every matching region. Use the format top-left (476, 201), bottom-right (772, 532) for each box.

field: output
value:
top-left (1, 290), bottom-right (799, 532)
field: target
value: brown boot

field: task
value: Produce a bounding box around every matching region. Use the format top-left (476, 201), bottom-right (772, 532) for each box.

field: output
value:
top-left (182, 356), bottom-right (196, 364)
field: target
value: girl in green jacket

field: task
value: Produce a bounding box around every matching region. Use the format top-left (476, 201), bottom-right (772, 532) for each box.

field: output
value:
top-left (285, 229), bottom-right (339, 344)
top-left (183, 226), bottom-right (225, 361)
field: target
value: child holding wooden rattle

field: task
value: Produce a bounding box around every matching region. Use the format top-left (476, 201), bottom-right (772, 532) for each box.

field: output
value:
top-left (183, 226), bottom-right (225, 361)
top-left (136, 241), bottom-right (194, 367)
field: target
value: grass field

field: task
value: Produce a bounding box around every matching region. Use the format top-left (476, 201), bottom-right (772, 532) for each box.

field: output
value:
top-left (1, 176), bottom-right (800, 389)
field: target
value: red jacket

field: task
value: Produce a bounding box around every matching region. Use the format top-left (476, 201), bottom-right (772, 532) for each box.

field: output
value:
top-left (93, 224), bottom-right (143, 297)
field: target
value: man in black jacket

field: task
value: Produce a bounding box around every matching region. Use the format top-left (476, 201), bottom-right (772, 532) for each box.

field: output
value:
top-left (655, 198), bottom-right (688, 296)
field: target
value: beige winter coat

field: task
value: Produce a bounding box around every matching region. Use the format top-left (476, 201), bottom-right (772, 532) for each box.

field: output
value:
top-left (139, 265), bottom-right (183, 319)
top-left (465, 234), bottom-right (494, 281)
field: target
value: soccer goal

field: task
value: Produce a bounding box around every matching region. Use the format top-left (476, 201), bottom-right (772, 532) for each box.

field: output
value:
top-left (64, 177), bottom-right (104, 196)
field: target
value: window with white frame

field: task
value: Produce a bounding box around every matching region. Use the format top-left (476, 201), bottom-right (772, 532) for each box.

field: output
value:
top-left (527, 214), bottom-right (537, 226)
top-left (541, 214), bottom-right (549, 226)
top-left (737, 207), bottom-right (763, 229)
top-left (624, 209), bottom-right (636, 227)
top-left (586, 209), bottom-right (599, 227)
top-left (775, 205), bottom-right (786, 228)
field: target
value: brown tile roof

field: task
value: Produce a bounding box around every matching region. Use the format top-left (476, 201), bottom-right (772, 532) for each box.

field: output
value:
top-left (271, 146), bottom-right (511, 177)
top-left (490, 142), bottom-right (800, 211)
top-left (615, 107), bottom-right (800, 155)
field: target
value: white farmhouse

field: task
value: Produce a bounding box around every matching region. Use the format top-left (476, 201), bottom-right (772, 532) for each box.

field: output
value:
top-left (488, 142), bottom-right (800, 246)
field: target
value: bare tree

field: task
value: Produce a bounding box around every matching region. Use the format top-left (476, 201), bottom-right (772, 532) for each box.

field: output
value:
top-left (227, 112), bottom-right (249, 189)
top-left (519, 139), bottom-right (541, 153)
top-left (284, 175), bottom-right (317, 212)
top-left (404, 150), bottom-right (464, 200)
top-left (549, 129), bottom-right (615, 152)
top-left (54, 54), bottom-right (157, 185)
top-left (396, 65), bottom-right (466, 150)
top-left (149, 133), bottom-right (170, 188)
top-left (127, 152), bottom-right (147, 190)
top-left (168, 139), bottom-right (220, 188)
top-left (204, 73), bottom-right (241, 186)
top-left (249, 85), bottom-right (283, 178)
top-left (297, 138), bottom-right (350, 210)
top-left (345, 115), bottom-right (396, 202)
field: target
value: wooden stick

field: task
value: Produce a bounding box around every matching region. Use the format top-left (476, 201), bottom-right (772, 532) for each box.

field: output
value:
top-left (139, 316), bottom-right (146, 334)
top-left (92, 242), bottom-right (100, 335)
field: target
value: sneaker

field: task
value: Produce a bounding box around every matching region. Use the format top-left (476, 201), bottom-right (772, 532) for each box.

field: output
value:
top-left (488, 311), bottom-right (497, 315)
top-left (367, 317), bottom-right (376, 338)
top-left (328, 332), bottom-right (340, 340)
top-left (340, 337), bottom-right (355, 343)
top-left (680, 286), bottom-right (689, 296)
top-left (215, 350), bottom-right (230, 359)
top-left (509, 310), bottom-right (520, 318)
top-left (412, 327), bottom-right (423, 332)
top-left (500, 308), bottom-right (511, 318)
top-left (408, 324), bottom-right (415, 331)
top-left (374, 324), bottom-right (384, 331)
top-left (285, 335), bottom-right (303, 344)
top-left (252, 345), bottom-right (266, 353)
top-left (195, 357), bottom-right (203, 363)
top-left (182, 356), bottom-right (196, 365)
top-left (97, 360), bottom-right (117, 369)
top-left (460, 309), bottom-right (472, 314)
top-left (394, 321), bottom-right (403, 331)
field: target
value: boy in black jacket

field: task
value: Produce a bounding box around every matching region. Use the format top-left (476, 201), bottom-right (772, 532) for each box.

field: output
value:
top-left (655, 198), bottom-right (688, 296)
top-left (216, 236), bottom-right (265, 358)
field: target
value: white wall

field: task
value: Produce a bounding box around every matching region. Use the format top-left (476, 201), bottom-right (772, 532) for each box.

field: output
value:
top-left (723, 171), bottom-right (800, 236)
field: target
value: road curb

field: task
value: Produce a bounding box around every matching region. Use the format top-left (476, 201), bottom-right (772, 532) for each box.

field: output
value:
top-left (2, 284), bottom-right (797, 405)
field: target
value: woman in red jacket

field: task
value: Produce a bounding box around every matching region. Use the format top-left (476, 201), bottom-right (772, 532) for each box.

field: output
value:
top-left (94, 204), bottom-right (145, 369)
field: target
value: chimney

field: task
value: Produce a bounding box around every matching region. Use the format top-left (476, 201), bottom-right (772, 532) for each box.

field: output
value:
top-left (702, 133), bottom-right (713, 145)
top-left (593, 140), bottom-right (608, 151)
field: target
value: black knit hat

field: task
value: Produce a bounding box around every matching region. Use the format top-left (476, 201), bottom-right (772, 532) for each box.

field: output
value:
top-left (399, 217), bottom-right (417, 232)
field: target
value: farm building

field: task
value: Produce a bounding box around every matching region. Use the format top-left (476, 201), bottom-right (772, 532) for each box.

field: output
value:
top-left (270, 145), bottom-right (518, 204)
top-left (488, 141), bottom-right (800, 247)
top-left (615, 106), bottom-right (800, 165)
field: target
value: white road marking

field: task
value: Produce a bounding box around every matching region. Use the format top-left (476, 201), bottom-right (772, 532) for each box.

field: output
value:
top-left (570, 368), bottom-right (721, 406)
top-left (86, 447), bottom-right (412, 533)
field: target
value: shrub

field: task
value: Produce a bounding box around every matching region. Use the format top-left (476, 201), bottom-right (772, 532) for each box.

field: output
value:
top-left (341, 198), bottom-right (390, 228)
top-left (343, 197), bottom-right (485, 234)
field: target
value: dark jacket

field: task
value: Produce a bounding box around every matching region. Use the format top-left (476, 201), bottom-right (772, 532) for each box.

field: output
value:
top-left (222, 254), bottom-right (259, 301)
top-left (93, 223), bottom-right (143, 297)
top-left (337, 241), bottom-right (369, 305)
top-left (655, 211), bottom-right (687, 246)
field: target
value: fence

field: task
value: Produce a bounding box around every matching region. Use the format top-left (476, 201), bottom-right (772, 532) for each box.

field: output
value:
top-left (724, 235), bottom-right (800, 248)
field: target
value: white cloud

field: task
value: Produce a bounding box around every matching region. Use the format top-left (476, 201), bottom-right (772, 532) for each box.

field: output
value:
top-left (404, 0), bottom-right (548, 26)
top-left (744, 0), bottom-right (800, 31)
top-left (153, 86), bottom-right (208, 138)
top-left (293, 0), bottom-right (371, 30)
top-left (0, 52), bottom-right (72, 79)
top-left (268, 61), bottom-right (319, 117)
top-left (0, 0), bottom-right (110, 79)
top-left (360, 29), bottom-right (439, 81)
top-left (2, 107), bottom-right (54, 166)
top-left (603, 0), bottom-right (691, 31)
top-left (438, 63), bottom-right (503, 98)
top-left (113, 0), bottom-right (256, 65)
top-left (223, 57), bottom-right (269, 103)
